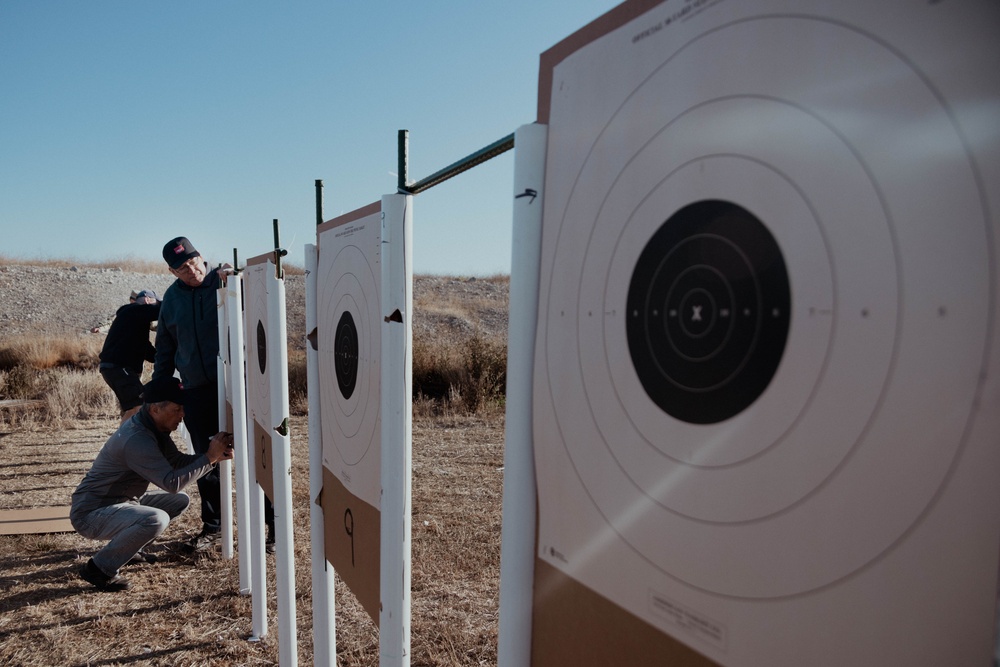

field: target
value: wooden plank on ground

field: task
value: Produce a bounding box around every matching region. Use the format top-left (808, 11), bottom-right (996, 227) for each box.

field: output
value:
top-left (0, 506), bottom-right (73, 535)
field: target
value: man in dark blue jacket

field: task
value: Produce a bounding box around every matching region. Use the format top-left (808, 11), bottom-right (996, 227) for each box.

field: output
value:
top-left (98, 289), bottom-right (161, 422)
top-left (154, 237), bottom-right (230, 551)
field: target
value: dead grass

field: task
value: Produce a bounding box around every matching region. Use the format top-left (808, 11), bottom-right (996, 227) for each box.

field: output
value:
top-left (0, 335), bottom-right (103, 373)
top-left (0, 412), bottom-right (505, 665)
top-left (0, 267), bottom-right (509, 664)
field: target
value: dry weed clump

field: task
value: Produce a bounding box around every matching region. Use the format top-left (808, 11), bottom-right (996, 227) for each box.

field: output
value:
top-left (287, 348), bottom-right (309, 415)
top-left (0, 334), bottom-right (102, 372)
top-left (43, 369), bottom-right (119, 424)
top-left (413, 334), bottom-right (507, 416)
top-left (0, 335), bottom-right (115, 428)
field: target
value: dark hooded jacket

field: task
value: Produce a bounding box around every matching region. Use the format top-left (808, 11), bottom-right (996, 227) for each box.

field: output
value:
top-left (152, 265), bottom-right (221, 389)
top-left (99, 302), bottom-right (160, 373)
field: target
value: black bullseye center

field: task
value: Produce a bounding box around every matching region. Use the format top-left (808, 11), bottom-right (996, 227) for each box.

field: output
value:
top-left (626, 199), bottom-right (790, 424)
top-left (335, 311), bottom-right (359, 400)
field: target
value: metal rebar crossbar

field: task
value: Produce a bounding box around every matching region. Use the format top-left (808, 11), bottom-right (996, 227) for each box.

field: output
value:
top-left (397, 131), bottom-right (515, 195)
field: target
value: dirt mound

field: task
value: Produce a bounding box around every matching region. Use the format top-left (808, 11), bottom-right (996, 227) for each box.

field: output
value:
top-left (0, 264), bottom-right (508, 349)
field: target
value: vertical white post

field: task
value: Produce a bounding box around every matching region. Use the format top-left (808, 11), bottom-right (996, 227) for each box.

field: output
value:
top-left (497, 122), bottom-right (548, 667)
top-left (217, 286), bottom-right (234, 560)
top-left (379, 193), bottom-right (413, 667)
top-left (306, 242), bottom-right (336, 665)
top-left (269, 269), bottom-right (298, 667)
top-left (228, 274), bottom-right (253, 595)
top-left (247, 273), bottom-right (268, 642)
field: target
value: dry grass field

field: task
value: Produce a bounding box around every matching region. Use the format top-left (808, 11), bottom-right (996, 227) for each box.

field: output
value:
top-left (0, 412), bottom-right (505, 666)
top-left (0, 263), bottom-right (511, 666)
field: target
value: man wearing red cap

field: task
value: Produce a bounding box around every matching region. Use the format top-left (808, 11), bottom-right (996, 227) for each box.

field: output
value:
top-left (153, 237), bottom-right (232, 551)
top-left (71, 376), bottom-right (234, 591)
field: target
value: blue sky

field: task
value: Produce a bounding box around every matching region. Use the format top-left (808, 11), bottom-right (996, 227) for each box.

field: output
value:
top-left (1, 1), bottom-right (615, 275)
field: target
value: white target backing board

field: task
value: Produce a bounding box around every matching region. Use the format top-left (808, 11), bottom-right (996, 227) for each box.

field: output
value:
top-left (244, 255), bottom-right (279, 502)
top-left (243, 250), bottom-right (298, 664)
top-left (316, 202), bottom-right (383, 624)
top-left (530, 1), bottom-right (1000, 665)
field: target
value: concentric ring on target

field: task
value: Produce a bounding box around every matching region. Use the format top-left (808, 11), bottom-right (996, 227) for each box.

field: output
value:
top-left (626, 199), bottom-right (790, 424)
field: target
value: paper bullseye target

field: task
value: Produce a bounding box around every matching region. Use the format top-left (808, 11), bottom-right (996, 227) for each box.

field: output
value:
top-left (534, 0), bottom-right (998, 610)
top-left (244, 261), bottom-right (272, 429)
top-left (318, 207), bottom-right (382, 509)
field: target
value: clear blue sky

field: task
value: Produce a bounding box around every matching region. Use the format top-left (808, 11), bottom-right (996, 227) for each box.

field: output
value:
top-left (1, 1), bottom-right (615, 275)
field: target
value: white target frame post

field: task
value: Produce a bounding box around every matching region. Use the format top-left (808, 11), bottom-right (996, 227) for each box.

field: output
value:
top-left (307, 180), bottom-right (336, 666)
top-left (223, 262), bottom-right (253, 595)
top-left (216, 264), bottom-right (243, 560)
top-left (388, 128), bottom-right (519, 664)
top-left (496, 122), bottom-right (547, 667)
top-left (378, 192), bottom-right (413, 666)
top-left (244, 230), bottom-right (298, 666)
top-left (216, 284), bottom-right (235, 560)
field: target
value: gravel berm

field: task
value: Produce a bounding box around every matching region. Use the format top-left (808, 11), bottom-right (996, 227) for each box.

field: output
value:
top-left (0, 264), bottom-right (508, 347)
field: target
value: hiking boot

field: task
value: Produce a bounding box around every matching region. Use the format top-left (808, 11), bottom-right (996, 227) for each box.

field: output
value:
top-left (187, 527), bottom-right (222, 553)
top-left (79, 558), bottom-right (131, 591)
top-left (126, 550), bottom-right (158, 566)
top-left (266, 523), bottom-right (276, 555)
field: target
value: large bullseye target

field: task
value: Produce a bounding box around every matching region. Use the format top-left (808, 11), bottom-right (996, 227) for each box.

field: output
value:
top-left (533, 1), bottom-right (997, 616)
top-left (244, 261), bottom-right (272, 429)
top-left (318, 206), bottom-right (382, 509)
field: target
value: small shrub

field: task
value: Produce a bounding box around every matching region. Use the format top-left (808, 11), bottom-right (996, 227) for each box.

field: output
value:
top-left (412, 334), bottom-right (507, 415)
top-left (287, 348), bottom-right (308, 415)
top-left (0, 366), bottom-right (50, 399)
top-left (0, 335), bottom-right (101, 372)
top-left (42, 369), bottom-right (117, 424)
top-left (456, 335), bottom-right (507, 413)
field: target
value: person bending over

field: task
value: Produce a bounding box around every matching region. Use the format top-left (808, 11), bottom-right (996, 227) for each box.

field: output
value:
top-left (97, 289), bottom-right (161, 423)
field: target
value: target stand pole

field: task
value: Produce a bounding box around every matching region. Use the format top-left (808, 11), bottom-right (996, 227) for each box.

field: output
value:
top-left (244, 268), bottom-right (268, 642)
top-left (315, 179), bottom-right (324, 226)
top-left (306, 241), bottom-right (336, 665)
top-left (497, 122), bottom-right (548, 667)
top-left (379, 193), bottom-right (413, 667)
top-left (268, 262), bottom-right (298, 666)
top-left (227, 269), bottom-right (253, 595)
top-left (217, 286), bottom-right (235, 560)
top-left (396, 129), bottom-right (515, 195)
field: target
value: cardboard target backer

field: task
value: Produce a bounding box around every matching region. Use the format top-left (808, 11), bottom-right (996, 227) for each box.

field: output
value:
top-left (317, 202), bottom-right (383, 622)
top-left (531, 1), bottom-right (1000, 665)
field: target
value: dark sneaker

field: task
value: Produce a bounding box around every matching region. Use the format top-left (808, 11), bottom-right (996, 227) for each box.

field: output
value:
top-left (126, 550), bottom-right (158, 566)
top-left (79, 558), bottom-right (131, 591)
top-left (266, 523), bottom-right (276, 555)
top-left (187, 527), bottom-right (222, 553)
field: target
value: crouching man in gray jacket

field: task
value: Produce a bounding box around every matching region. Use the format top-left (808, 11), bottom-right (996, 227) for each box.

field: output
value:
top-left (71, 376), bottom-right (234, 591)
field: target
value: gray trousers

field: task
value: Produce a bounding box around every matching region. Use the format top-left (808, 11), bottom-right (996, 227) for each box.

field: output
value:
top-left (75, 492), bottom-right (190, 576)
